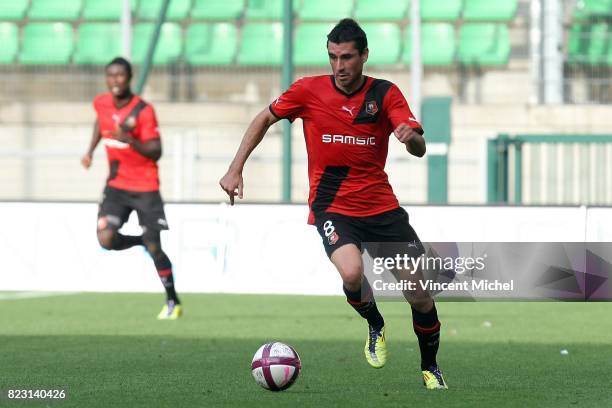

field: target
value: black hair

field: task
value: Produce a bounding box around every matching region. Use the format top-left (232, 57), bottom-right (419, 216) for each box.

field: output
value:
top-left (105, 57), bottom-right (133, 78)
top-left (327, 18), bottom-right (368, 54)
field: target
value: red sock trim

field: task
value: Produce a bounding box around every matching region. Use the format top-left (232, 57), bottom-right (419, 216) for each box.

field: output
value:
top-left (157, 268), bottom-right (172, 278)
top-left (413, 321), bottom-right (441, 334)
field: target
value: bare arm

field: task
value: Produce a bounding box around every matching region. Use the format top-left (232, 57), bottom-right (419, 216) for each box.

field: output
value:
top-left (219, 107), bottom-right (280, 204)
top-left (81, 120), bottom-right (101, 169)
top-left (394, 123), bottom-right (426, 158)
top-left (111, 127), bottom-right (162, 161)
top-left (126, 138), bottom-right (162, 161)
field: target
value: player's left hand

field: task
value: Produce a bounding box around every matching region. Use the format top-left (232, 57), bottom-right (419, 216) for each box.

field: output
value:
top-left (394, 123), bottom-right (419, 144)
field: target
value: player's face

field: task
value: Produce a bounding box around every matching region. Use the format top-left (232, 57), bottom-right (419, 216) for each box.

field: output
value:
top-left (105, 64), bottom-right (131, 98)
top-left (327, 41), bottom-right (368, 91)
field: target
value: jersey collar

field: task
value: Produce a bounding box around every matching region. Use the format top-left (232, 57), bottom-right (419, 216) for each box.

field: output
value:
top-left (330, 75), bottom-right (369, 98)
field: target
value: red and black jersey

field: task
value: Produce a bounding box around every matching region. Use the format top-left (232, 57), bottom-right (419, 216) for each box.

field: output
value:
top-left (269, 75), bottom-right (423, 224)
top-left (93, 92), bottom-right (161, 192)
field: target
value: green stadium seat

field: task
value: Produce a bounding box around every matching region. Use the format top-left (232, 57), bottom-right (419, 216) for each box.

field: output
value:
top-left (237, 23), bottom-right (283, 65)
top-left (0, 23), bottom-right (19, 64)
top-left (421, 0), bottom-right (462, 21)
top-left (361, 23), bottom-right (401, 65)
top-left (29, 0), bottom-right (83, 21)
top-left (567, 24), bottom-right (589, 64)
top-left (185, 23), bottom-right (237, 65)
top-left (457, 23), bottom-right (510, 65)
top-left (354, 0), bottom-right (409, 21)
top-left (297, 0), bottom-right (353, 21)
top-left (245, 0), bottom-right (283, 20)
top-left (0, 0), bottom-right (29, 20)
top-left (191, 0), bottom-right (245, 20)
top-left (137, 0), bottom-right (192, 20)
top-left (20, 23), bottom-right (74, 65)
top-left (294, 23), bottom-right (334, 66)
top-left (132, 23), bottom-right (183, 65)
top-left (463, 0), bottom-right (517, 22)
top-left (403, 23), bottom-right (455, 66)
top-left (573, 0), bottom-right (612, 19)
top-left (587, 23), bottom-right (609, 64)
top-left (83, 0), bottom-right (138, 20)
top-left (74, 23), bottom-right (121, 65)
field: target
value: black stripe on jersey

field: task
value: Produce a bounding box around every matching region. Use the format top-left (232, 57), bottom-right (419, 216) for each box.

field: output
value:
top-left (353, 79), bottom-right (393, 125)
top-left (311, 165), bottom-right (350, 214)
top-left (107, 160), bottom-right (119, 183)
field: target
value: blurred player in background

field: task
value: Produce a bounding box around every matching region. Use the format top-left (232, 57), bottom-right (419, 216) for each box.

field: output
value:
top-left (81, 57), bottom-right (182, 320)
top-left (220, 19), bottom-right (446, 389)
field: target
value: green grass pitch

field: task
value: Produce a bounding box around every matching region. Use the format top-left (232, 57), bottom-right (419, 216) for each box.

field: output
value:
top-left (1, 293), bottom-right (611, 407)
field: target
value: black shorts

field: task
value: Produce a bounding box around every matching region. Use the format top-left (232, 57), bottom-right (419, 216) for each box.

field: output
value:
top-left (314, 207), bottom-right (424, 259)
top-left (98, 186), bottom-right (169, 231)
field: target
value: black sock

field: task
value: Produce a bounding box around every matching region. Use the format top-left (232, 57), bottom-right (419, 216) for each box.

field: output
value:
top-left (343, 281), bottom-right (384, 330)
top-left (412, 302), bottom-right (441, 370)
top-left (157, 267), bottom-right (179, 304)
top-left (112, 234), bottom-right (143, 250)
top-left (153, 253), bottom-right (179, 304)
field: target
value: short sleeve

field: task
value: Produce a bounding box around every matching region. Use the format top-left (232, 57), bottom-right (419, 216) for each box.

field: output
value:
top-left (137, 104), bottom-right (160, 141)
top-left (92, 94), bottom-right (104, 114)
top-left (384, 85), bottom-right (422, 132)
top-left (269, 78), bottom-right (307, 123)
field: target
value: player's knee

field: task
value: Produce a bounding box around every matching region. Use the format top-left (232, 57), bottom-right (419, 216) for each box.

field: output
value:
top-left (339, 265), bottom-right (363, 291)
top-left (407, 295), bottom-right (433, 311)
top-left (97, 230), bottom-right (115, 250)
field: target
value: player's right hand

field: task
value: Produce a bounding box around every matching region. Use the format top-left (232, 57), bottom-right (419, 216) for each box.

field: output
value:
top-left (219, 171), bottom-right (243, 205)
top-left (81, 153), bottom-right (92, 169)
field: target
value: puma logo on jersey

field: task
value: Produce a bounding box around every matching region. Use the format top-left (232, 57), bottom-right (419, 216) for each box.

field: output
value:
top-left (341, 106), bottom-right (356, 117)
top-left (322, 134), bottom-right (376, 146)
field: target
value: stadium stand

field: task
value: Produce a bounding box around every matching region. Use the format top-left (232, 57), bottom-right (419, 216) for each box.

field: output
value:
top-left (29, 0), bottom-right (83, 21)
top-left (421, 0), bottom-right (463, 22)
top-left (185, 23), bottom-right (238, 65)
top-left (237, 23), bottom-right (283, 65)
top-left (137, 0), bottom-right (192, 21)
top-left (74, 23), bottom-right (121, 65)
top-left (462, 0), bottom-right (518, 22)
top-left (131, 22), bottom-right (183, 65)
top-left (457, 23), bottom-right (510, 66)
top-left (353, 0), bottom-right (409, 21)
top-left (20, 23), bottom-right (74, 65)
top-left (403, 23), bottom-right (455, 66)
top-left (0, 23), bottom-right (19, 64)
top-left (0, 0), bottom-right (521, 68)
top-left (245, 0), bottom-right (283, 20)
top-left (191, 0), bottom-right (245, 20)
top-left (0, 0), bottom-right (29, 20)
top-left (360, 23), bottom-right (401, 65)
top-left (573, 0), bottom-right (612, 19)
top-left (297, 0), bottom-right (353, 22)
top-left (294, 22), bottom-right (335, 65)
top-left (82, 0), bottom-right (137, 21)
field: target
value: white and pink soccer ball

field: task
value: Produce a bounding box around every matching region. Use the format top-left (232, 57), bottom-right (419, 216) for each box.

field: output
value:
top-left (251, 342), bottom-right (301, 391)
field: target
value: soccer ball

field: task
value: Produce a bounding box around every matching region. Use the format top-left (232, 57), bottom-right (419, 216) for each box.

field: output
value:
top-left (251, 342), bottom-right (301, 391)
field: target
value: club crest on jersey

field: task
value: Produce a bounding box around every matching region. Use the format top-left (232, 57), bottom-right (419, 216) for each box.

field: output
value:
top-left (365, 100), bottom-right (378, 115)
top-left (328, 231), bottom-right (339, 245)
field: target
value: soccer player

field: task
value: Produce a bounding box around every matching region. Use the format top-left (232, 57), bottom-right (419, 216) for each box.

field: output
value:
top-left (219, 19), bottom-right (446, 388)
top-left (81, 57), bottom-right (182, 320)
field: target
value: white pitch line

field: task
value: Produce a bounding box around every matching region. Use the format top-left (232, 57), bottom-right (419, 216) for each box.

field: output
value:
top-left (0, 291), bottom-right (78, 301)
